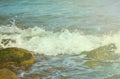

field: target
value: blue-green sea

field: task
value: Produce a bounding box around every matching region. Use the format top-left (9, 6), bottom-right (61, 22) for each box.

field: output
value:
top-left (0, 0), bottom-right (120, 79)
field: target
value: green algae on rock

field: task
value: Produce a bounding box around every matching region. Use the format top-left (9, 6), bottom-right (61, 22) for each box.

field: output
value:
top-left (0, 47), bottom-right (35, 70)
top-left (82, 43), bottom-right (118, 61)
top-left (84, 60), bottom-right (102, 67)
top-left (0, 68), bottom-right (18, 79)
top-left (82, 43), bottom-right (120, 67)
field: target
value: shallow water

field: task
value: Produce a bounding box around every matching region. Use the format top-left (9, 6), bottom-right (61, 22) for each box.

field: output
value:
top-left (17, 54), bottom-right (120, 79)
top-left (0, 0), bottom-right (120, 79)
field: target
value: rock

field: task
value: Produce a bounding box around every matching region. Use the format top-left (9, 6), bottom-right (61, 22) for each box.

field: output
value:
top-left (82, 43), bottom-right (120, 67)
top-left (103, 74), bottom-right (120, 79)
top-left (0, 39), bottom-right (16, 48)
top-left (82, 43), bottom-right (118, 61)
top-left (18, 26), bottom-right (28, 30)
top-left (0, 47), bottom-right (35, 71)
top-left (61, 76), bottom-right (68, 79)
top-left (0, 68), bottom-right (18, 79)
top-left (84, 60), bottom-right (101, 67)
top-left (23, 73), bottom-right (46, 79)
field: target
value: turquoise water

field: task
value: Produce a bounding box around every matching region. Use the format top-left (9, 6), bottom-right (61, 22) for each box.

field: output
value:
top-left (1, 0), bottom-right (120, 79)
top-left (0, 0), bottom-right (120, 33)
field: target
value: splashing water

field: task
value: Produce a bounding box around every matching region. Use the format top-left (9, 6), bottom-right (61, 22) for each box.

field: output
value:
top-left (0, 21), bottom-right (120, 56)
top-left (1, 0), bottom-right (120, 79)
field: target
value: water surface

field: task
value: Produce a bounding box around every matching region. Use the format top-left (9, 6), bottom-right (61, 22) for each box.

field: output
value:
top-left (0, 0), bottom-right (120, 79)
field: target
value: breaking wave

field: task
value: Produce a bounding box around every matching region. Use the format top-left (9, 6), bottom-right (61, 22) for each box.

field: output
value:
top-left (0, 24), bottom-right (120, 56)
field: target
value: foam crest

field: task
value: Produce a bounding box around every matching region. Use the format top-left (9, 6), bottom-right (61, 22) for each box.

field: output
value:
top-left (0, 25), bottom-right (120, 55)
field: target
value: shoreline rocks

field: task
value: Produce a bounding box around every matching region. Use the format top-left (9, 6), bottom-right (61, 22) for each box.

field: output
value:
top-left (0, 47), bottom-right (35, 79)
top-left (82, 43), bottom-right (119, 67)
top-left (0, 47), bottom-right (34, 64)
top-left (0, 68), bottom-right (18, 79)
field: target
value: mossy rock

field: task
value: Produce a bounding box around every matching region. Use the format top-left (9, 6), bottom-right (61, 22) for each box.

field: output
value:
top-left (0, 68), bottom-right (18, 79)
top-left (84, 60), bottom-right (101, 67)
top-left (82, 43), bottom-right (118, 61)
top-left (0, 47), bottom-right (35, 70)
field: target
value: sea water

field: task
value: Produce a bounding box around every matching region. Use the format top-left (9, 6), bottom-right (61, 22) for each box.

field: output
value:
top-left (0, 0), bottom-right (120, 79)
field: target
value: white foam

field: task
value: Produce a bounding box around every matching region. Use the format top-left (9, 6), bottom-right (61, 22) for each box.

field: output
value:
top-left (100, 31), bottom-right (120, 54)
top-left (0, 25), bottom-right (120, 55)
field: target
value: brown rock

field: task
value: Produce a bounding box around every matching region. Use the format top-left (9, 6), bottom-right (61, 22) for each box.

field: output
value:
top-left (0, 68), bottom-right (18, 79)
top-left (23, 73), bottom-right (46, 79)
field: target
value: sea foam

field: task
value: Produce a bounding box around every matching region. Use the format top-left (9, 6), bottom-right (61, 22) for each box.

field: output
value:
top-left (0, 25), bottom-right (120, 55)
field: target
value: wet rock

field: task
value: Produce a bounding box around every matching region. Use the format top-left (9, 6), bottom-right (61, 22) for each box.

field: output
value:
top-left (82, 43), bottom-right (120, 67)
top-left (61, 76), bottom-right (68, 79)
top-left (18, 26), bottom-right (29, 30)
top-left (84, 60), bottom-right (101, 67)
top-left (82, 43), bottom-right (118, 61)
top-left (1, 39), bottom-right (16, 46)
top-left (103, 74), bottom-right (120, 79)
top-left (0, 39), bottom-right (16, 48)
top-left (0, 68), bottom-right (18, 79)
top-left (23, 73), bottom-right (46, 79)
top-left (0, 47), bottom-right (35, 71)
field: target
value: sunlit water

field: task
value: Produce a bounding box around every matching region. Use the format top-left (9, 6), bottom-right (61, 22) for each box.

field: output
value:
top-left (0, 0), bottom-right (120, 79)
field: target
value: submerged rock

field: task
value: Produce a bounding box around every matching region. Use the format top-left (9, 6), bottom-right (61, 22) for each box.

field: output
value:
top-left (60, 76), bottom-right (68, 79)
top-left (0, 47), bottom-right (35, 71)
top-left (23, 73), bottom-right (46, 79)
top-left (103, 74), bottom-right (120, 79)
top-left (82, 43), bottom-right (119, 67)
top-left (0, 68), bottom-right (18, 79)
top-left (18, 26), bottom-right (29, 30)
top-left (84, 60), bottom-right (101, 67)
top-left (82, 43), bottom-right (118, 61)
